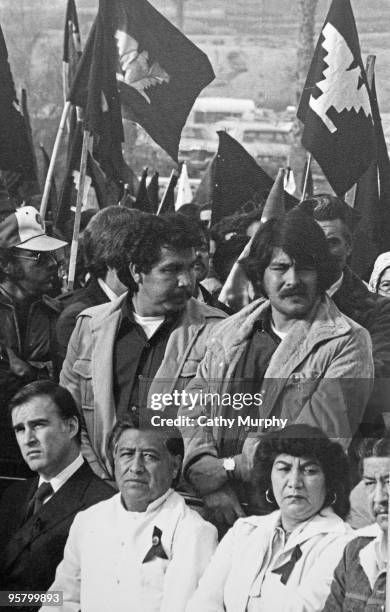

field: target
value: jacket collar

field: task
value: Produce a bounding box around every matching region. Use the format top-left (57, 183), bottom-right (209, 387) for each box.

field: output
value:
top-left (3, 462), bottom-right (95, 569)
top-left (211, 294), bottom-right (351, 356)
top-left (87, 294), bottom-right (225, 332)
top-left (244, 507), bottom-right (348, 549)
top-left (233, 508), bottom-right (348, 609)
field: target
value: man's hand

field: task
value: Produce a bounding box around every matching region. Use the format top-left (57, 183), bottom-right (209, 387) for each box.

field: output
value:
top-left (203, 483), bottom-right (246, 526)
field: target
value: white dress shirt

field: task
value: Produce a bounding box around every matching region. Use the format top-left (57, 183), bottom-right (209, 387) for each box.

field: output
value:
top-left (38, 454), bottom-right (84, 503)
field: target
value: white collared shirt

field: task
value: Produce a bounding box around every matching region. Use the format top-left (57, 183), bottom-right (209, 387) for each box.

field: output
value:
top-left (38, 453), bottom-right (84, 501)
top-left (97, 277), bottom-right (119, 302)
top-left (357, 522), bottom-right (387, 589)
top-left (327, 272), bottom-right (344, 297)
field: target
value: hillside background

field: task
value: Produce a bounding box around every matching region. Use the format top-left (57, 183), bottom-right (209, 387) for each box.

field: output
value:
top-left (1, 0), bottom-right (389, 178)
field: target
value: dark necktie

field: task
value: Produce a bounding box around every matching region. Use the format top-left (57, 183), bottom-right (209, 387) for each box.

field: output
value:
top-left (25, 482), bottom-right (53, 521)
top-left (271, 544), bottom-right (302, 584)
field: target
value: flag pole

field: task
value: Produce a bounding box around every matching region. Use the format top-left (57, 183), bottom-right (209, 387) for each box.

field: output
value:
top-left (62, 62), bottom-right (71, 133)
top-left (300, 153), bottom-right (312, 202)
top-left (67, 129), bottom-right (91, 291)
top-left (40, 101), bottom-right (72, 219)
top-left (157, 169), bottom-right (177, 215)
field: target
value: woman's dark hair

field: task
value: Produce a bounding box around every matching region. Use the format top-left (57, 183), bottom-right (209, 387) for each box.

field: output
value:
top-left (252, 424), bottom-right (351, 519)
top-left (240, 208), bottom-right (337, 295)
top-left (107, 415), bottom-right (184, 488)
top-left (9, 381), bottom-right (81, 443)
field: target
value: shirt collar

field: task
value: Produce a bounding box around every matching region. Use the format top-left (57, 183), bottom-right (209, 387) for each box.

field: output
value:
top-left (359, 526), bottom-right (387, 589)
top-left (38, 453), bottom-right (84, 494)
top-left (327, 272), bottom-right (344, 297)
top-left (118, 488), bottom-right (173, 516)
top-left (97, 277), bottom-right (119, 302)
top-left (122, 295), bottom-right (178, 329)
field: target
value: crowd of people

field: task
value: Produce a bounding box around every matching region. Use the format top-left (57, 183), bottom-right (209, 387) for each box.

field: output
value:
top-left (0, 189), bottom-right (390, 611)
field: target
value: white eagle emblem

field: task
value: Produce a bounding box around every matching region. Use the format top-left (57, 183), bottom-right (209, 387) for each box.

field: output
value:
top-left (309, 22), bottom-right (372, 133)
top-left (114, 29), bottom-right (170, 104)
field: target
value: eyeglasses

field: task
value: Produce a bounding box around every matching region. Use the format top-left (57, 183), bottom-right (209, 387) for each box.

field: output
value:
top-left (14, 252), bottom-right (58, 266)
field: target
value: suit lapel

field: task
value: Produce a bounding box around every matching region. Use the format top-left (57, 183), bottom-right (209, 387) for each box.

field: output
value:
top-left (3, 463), bottom-right (91, 569)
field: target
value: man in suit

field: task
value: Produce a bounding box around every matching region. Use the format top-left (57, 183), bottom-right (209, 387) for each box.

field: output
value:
top-left (0, 380), bottom-right (114, 601)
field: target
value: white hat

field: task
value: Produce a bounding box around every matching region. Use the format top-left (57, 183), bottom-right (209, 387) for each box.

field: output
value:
top-left (0, 206), bottom-right (67, 251)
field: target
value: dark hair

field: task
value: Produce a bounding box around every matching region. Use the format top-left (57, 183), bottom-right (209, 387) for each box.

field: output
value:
top-left (299, 194), bottom-right (359, 240)
top-left (358, 436), bottom-right (390, 476)
top-left (211, 215), bottom-right (242, 242)
top-left (120, 213), bottom-right (203, 293)
top-left (9, 381), bottom-right (81, 443)
top-left (252, 424), bottom-right (351, 519)
top-left (241, 208), bottom-right (336, 294)
top-left (83, 206), bottom-right (143, 281)
top-left (108, 416), bottom-right (184, 488)
top-left (174, 203), bottom-right (201, 222)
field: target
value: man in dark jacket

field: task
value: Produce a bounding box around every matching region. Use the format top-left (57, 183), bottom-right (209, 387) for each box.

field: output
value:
top-left (300, 194), bottom-right (390, 430)
top-left (0, 207), bottom-right (66, 480)
top-left (55, 206), bottom-right (142, 366)
top-left (0, 381), bottom-right (114, 610)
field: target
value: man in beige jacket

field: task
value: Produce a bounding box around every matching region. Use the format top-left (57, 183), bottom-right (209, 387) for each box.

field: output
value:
top-left (178, 209), bottom-right (374, 528)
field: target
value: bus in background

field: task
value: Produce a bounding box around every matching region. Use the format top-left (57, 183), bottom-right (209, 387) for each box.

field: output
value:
top-left (188, 97), bottom-right (256, 125)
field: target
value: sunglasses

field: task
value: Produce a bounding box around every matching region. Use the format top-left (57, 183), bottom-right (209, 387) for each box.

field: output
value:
top-left (14, 252), bottom-right (58, 266)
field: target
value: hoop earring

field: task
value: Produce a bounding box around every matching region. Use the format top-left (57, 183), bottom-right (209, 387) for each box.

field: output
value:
top-left (329, 491), bottom-right (337, 506)
top-left (265, 488), bottom-right (275, 504)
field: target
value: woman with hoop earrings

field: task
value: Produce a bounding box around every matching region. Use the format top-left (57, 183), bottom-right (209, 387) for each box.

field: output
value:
top-left (187, 425), bottom-right (353, 612)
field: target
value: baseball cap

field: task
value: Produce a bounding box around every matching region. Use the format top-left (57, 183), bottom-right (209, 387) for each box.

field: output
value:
top-left (0, 206), bottom-right (67, 251)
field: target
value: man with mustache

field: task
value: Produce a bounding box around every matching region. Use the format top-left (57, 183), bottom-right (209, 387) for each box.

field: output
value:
top-left (60, 213), bottom-right (226, 483)
top-left (179, 208), bottom-right (373, 530)
top-left (324, 436), bottom-right (390, 611)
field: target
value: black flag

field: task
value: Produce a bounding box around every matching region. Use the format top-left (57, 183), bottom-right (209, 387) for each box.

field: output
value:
top-left (297, 0), bottom-right (375, 196)
top-left (69, 0), bottom-right (215, 163)
top-left (0, 27), bottom-right (37, 190)
top-left (211, 132), bottom-right (297, 225)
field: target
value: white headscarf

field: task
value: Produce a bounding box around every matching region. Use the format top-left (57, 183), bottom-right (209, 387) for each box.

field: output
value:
top-left (368, 251), bottom-right (390, 293)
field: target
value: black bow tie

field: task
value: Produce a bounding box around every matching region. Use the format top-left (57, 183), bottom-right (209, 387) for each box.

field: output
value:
top-left (142, 526), bottom-right (168, 563)
top-left (272, 544), bottom-right (302, 585)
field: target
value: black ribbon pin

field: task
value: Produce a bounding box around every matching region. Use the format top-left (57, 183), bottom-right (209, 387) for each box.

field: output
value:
top-left (271, 544), bottom-right (302, 584)
top-left (142, 526), bottom-right (168, 563)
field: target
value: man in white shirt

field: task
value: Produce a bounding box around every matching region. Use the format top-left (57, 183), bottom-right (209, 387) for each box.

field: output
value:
top-left (0, 381), bottom-right (114, 598)
top-left (324, 436), bottom-right (390, 610)
top-left (42, 418), bottom-right (217, 612)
